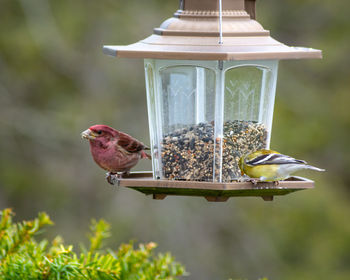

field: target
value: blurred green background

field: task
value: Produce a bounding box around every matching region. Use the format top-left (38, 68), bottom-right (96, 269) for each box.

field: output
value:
top-left (1, 0), bottom-right (349, 279)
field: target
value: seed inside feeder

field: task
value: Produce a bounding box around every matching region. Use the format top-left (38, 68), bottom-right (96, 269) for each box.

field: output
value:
top-left (161, 120), bottom-right (268, 182)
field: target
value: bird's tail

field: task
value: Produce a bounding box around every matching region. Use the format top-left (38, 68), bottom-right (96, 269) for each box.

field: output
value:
top-left (304, 165), bottom-right (325, 172)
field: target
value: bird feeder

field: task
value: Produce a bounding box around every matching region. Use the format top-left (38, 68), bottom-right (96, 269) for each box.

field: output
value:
top-left (103, 0), bottom-right (322, 201)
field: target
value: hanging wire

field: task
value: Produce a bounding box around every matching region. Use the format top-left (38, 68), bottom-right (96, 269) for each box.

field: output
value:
top-left (219, 0), bottom-right (223, 44)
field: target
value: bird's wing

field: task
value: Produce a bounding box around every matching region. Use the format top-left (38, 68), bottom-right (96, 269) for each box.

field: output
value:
top-left (116, 131), bottom-right (148, 154)
top-left (246, 153), bottom-right (306, 166)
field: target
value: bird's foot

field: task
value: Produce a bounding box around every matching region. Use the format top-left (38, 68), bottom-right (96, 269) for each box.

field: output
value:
top-left (123, 170), bottom-right (130, 177)
top-left (237, 176), bottom-right (245, 183)
top-left (236, 175), bottom-right (251, 183)
top-left (106, 172), bottom-right (121, 186)
top-left (248, 178), bottom-right (259, 185)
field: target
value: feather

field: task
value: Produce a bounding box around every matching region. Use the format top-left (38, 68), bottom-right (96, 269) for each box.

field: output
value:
top-left (240, 149), bottom-right (325, 182)
top-left (247, 153), bottom-right (306, 166)
top-left (82, 125), bottom-right (151, 178)
top-left (303, 165), bottom-right (325, 172)
top-left (117, 131), bottom-right (148, 154)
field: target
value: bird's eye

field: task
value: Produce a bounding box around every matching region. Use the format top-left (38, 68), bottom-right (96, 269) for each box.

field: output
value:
top-left (96, 130), bottom-right (102, 135)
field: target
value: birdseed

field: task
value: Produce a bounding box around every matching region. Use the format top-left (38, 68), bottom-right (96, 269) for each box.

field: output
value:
top-left (160, 120), bottom-right (268, 182)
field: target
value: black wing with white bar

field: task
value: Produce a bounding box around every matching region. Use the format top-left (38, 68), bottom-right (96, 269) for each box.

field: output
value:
top-left (246, 153), bottom-right (307, 166)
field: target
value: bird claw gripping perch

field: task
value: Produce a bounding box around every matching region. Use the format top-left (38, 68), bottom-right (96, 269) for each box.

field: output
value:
top-left (247, 178), bottom-right (280, 186)
top-left (106, 172), bottom-right (121, 186)
top-left (236, 176), bottom-right (247, 183)
top-left (237, 176), bottom-right (260, 185)
top-left (248, 178), bottom-right (259, 185)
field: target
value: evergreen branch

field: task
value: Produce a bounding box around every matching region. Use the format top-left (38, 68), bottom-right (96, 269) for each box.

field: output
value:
top-left (0, 208), bottom-right (186, 280)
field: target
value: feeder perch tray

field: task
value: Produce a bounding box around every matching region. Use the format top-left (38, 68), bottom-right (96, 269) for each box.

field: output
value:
top-left (118, 172), bottom-right (314, 202)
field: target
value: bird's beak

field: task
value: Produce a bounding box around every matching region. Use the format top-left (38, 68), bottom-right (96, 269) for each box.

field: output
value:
top-left (81, 129), bottom-right (96, 140)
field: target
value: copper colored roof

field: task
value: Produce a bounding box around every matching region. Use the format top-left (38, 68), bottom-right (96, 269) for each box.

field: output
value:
top-left (103, 0), bottom-right (322, 61)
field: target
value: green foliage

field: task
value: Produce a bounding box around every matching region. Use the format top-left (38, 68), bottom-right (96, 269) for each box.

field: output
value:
top-left (0, 209), bottom-right (186, 280)
top-left (1, 0), bottom-right (350, 279)
top-left (228, 277), bottom-right (269, 280)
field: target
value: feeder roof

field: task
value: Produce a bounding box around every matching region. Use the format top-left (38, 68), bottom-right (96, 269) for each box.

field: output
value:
top-left (103, 0), bottom-right (322, 61)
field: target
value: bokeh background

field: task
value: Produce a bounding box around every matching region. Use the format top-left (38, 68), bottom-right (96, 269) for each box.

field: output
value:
top-left (1, 0), bottom-right (349, 279)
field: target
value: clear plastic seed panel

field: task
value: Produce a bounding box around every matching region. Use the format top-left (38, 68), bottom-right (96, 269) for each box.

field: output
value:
top-left (145, 59), bottom-right (278, 182)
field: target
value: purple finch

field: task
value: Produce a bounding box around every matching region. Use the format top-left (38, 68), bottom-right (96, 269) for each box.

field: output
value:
top-left (81, 124), bottom-right (151, 185)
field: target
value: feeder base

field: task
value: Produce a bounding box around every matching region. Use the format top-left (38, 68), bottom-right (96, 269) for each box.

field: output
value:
top-left (117, 172), bottom-right (314, 202)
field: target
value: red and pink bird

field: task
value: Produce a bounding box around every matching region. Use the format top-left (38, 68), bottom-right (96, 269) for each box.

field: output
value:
top-left (81, 124), bottom-right (151, 185)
